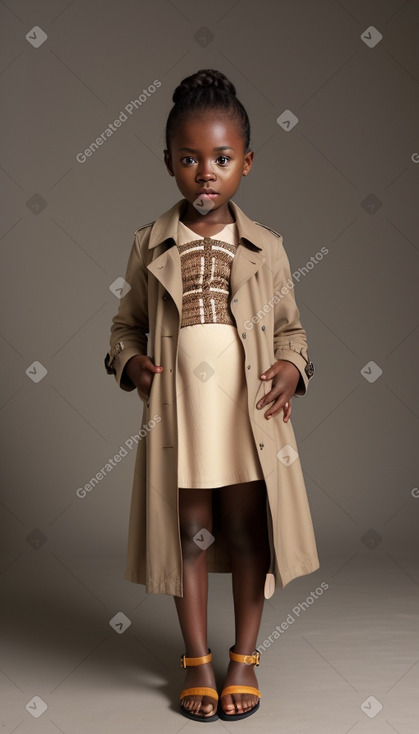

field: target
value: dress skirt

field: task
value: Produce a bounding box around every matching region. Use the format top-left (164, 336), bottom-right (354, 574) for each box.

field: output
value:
top-left (176, 322), bottom-right (265, 488)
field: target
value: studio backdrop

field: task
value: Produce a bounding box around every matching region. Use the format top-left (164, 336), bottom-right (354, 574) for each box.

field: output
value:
top-left (0, 0), bottom-right (418, 729)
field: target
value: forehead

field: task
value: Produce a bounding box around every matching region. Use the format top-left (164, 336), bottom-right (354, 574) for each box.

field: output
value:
top-left (172, 113), bottom-right (244, 149)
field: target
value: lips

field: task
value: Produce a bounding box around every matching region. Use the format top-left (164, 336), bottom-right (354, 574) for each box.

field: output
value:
top-left (196, 190), bottom-right (218, 198)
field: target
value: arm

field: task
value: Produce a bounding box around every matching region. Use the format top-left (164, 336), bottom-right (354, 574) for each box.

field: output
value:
top-left (104, 233), bottom-right (150, 391)
top-left (272, 236), bottom-right (314, 397)
top-left (257, 235), bottom-right (315, 421)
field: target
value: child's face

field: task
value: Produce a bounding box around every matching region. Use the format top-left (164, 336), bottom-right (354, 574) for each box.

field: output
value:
top-left (164, 114), bottom-right (254, 216)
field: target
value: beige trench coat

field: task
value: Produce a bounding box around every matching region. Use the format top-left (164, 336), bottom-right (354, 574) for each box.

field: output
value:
top-left (105, 198), bottom-right (320, 598)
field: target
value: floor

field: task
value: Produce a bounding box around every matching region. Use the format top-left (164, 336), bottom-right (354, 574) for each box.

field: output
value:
top-left (1, 551), bottom-right (418, 733)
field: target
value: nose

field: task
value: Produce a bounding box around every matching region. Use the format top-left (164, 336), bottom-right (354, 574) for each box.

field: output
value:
top-left (195, 160), bottom-right (216, 182)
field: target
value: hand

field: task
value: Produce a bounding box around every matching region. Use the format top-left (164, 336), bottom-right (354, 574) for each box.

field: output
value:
top-left (257, 360), bottom-right (300, 422)
top-left (124, 355), bottom-right (163, 400)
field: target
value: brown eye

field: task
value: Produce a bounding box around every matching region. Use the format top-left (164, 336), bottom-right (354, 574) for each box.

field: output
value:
top-left (217, 156), bottom-right (230, 166)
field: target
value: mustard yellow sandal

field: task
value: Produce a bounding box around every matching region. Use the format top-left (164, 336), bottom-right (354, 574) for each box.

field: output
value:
top-left (218, 645), bottom-right (261, 721)
top-left (179, 649), bottom-right (219, 722)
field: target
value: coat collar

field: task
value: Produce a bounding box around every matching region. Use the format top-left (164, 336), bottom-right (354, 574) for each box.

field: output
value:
top-left (147, 198), bottom-right (264, 251)
top-left (147, 199), bottom-right (266, 310)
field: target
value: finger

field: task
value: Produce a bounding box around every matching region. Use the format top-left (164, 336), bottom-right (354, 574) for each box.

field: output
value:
top-left (264, 397), bottom-right (284, 420)
top-left (260, 363), bottom-right (281, 381)
top-left (282, 401), bottom-right (292, 422)
top-left (148, 362), bottom-right (163, 373)
top-left (257, 384), bottom-right (283, 410)
top-left (143, 357), bottom-right (163, 373)
top-left (257, 392), bottom-right (274, 410)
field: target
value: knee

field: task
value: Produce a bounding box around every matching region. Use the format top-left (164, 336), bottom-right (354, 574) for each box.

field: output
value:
top-left (179, 514), bottom-right (212, 562)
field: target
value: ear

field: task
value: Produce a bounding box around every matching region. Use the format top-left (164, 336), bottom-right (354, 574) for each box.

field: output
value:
top-left (242, 149), bottom-right (254, 176)
top-left (164, 149), bottom-right (175, 177)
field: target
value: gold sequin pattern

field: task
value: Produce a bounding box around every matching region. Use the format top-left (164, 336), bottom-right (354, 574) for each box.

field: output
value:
top-left (177, 237), bottom-right (237, 327)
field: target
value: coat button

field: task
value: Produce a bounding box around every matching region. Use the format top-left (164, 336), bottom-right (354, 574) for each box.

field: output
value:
top-left (242, 332), bottom-right (246, 339)
top-left (233, 298), bottom-right (238, 303)
top-left (162, 293), bottom-right (168, 300)
top-left (259, 443), bottom-right (264, 450)
top-left (261, 325), bottom-right (266, 331)
top-left (247, 364), bottom-right (251, 369)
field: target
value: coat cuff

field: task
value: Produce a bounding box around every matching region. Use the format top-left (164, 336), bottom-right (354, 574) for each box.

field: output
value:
top-left (275, 346), bottom-right (315, 397)
top-left (104, 342), bottom-right (145, 392)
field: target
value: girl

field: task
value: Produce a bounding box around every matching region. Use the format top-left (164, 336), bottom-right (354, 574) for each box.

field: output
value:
top-left (105, 69), bottom-right (319, 722)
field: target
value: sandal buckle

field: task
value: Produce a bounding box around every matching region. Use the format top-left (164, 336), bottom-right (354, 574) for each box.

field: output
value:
top-left (243, 652), bottom-right (260, 666)
top-left (180, 654), bottom-right (187, 669)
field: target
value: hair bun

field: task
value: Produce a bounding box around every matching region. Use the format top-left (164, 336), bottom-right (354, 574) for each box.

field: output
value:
top-left (165, 68), bottom-right (250, 150)
top-left (172, 69), bottom-right (236, 105)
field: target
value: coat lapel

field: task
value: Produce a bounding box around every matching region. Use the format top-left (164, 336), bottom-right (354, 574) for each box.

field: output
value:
top-left (230, 245), bottom-right (265, 300)
top-left (146, 198), bottom-right (266, 316)
top-left (147, 246), bottom-right (183, 316)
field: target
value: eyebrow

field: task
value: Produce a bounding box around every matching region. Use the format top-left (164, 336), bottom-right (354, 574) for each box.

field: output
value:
top-left (178, 146), bottom-right (235, 152)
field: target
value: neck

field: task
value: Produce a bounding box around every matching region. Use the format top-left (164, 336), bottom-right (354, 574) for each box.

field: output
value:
top-left (181, 201), bottom-right (235, 227)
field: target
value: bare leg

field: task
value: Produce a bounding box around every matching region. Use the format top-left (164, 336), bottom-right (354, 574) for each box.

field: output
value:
top-left (174, 487), bottom-right (217, 718)
top-left (218, 479), bottom-right (270, 716)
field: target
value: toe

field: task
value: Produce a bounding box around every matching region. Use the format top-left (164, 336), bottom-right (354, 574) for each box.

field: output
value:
top-left (181, 695), bottom-right (195, 713)
top-left (222, 693), bottom-right (243, 715)
top-left (181, 694), bottom-right (216, 718)
top-left (221, 691), bottom-right (258, 716)
top-left (246, 693), bottom-right (258, 710)
top-left (201, 697), bottom-right (216, 716)
top-left (221, 693), bottom-right (236, 714)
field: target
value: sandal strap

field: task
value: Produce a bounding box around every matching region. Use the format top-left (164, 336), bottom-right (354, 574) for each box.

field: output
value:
top-left (180, 648), bottom-right (212, 669)
top-left (221, 684), bottom-right (261, 699)
top-left (229, 645), bottom-right (260, 666)
top-left (179, 686), bottom-right (218, 701)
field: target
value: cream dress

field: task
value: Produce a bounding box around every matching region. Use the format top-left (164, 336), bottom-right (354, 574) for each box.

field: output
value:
top-left (176, 221), bottom-right (264, 489)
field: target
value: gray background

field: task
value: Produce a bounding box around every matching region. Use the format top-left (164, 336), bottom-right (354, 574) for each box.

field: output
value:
top-left (1, 1), bottom-right (418, 732)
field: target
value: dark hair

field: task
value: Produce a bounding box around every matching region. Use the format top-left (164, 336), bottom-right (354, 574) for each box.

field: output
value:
top-left (165, 69), bottom-right (251, 151)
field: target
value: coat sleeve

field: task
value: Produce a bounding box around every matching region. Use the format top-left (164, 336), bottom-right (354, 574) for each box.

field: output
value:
top-left (104, 232), bottom-right (149, 392)
top-left (272, 236), bottom-right (315, 397)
